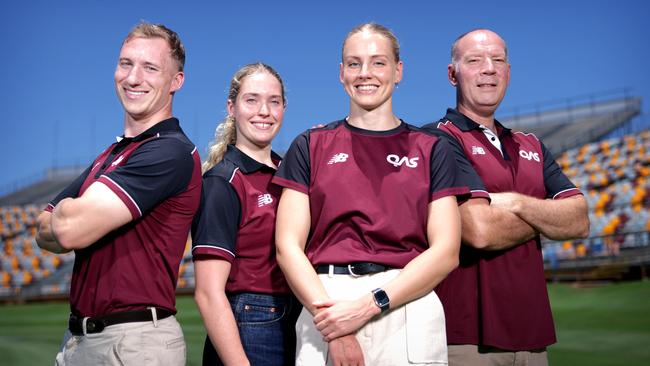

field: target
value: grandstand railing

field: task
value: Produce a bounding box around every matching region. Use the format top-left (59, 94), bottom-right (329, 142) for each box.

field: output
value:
top-left (0, 165), bottom-right (86, 198)
top-left (499, 88), bottom-right (638, 128)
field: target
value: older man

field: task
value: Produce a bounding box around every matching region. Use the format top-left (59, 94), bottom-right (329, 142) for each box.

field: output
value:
top-left (36, 22), bottom-right (201, 365)
top-left (422, 29), bottom-right (589, 366)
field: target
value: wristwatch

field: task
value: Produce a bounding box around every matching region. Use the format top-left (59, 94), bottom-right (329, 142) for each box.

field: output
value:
top-left (372, 288), bottom-right (390, 313)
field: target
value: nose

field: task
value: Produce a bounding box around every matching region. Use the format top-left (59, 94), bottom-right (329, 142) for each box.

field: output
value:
top-left (125, 65), bottom-right (143, 85)
top-left (359, 62), bottom-right (371, 78)
top-left (258, 101), bottom-right (270, 116)
top-left (481, 58), bottom-right (496, 74)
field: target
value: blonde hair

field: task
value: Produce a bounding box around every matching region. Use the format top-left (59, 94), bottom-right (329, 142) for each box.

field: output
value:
top-left (124, 21), bottom-right (185, 72)
top-left (342, 22), bottom-right (400, 62)
top-left (202, 63), bottom-right (286, 173)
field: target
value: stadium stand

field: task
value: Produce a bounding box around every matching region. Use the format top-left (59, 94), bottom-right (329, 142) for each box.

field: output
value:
top-left (0, 93), bottom-right (648, 302)
top-left (543, 129), bottom-right (650, 281)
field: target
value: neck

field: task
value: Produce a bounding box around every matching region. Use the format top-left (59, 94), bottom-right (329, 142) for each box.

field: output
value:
top-left (236, 142), bottom-right (276, 169)
top-left (348, 101), bottom-right (400, 131)
top-left (123, 105), bottom-right (174, 137)
top-left (457, 105), bottom-right (497, 133)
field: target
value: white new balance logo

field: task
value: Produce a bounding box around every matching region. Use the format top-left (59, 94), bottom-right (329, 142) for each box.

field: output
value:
top-left (328, 153), bottom-right (349, 165)
top-left (471, 146), bottom-right (486, 155)
top-left (257, 194), bottom-right (273, 207)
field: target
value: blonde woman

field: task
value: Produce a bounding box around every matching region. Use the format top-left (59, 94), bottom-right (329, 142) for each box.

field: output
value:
top-left (192, 63), bottom-right (299, 366)
top-left (274, 23), bottom-right (470, 365)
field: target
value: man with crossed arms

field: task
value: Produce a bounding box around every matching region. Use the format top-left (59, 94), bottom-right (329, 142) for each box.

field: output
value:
top-left (423, 29), bottom-right (589, 366)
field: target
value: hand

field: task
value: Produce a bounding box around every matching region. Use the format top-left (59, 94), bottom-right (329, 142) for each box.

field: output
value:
top-left (489, 192), bottom-right (523, 213)
top-left (313, 296), bottom-right (378, 341)
top-left (327, 334), bottom-right (365, 366)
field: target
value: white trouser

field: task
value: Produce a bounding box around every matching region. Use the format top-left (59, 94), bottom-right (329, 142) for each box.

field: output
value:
top-left (296, 269), bottom-right (448, 365)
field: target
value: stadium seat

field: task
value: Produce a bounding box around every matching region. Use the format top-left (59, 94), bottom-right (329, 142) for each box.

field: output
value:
top-left (1, 270), bottom-right (10, 288)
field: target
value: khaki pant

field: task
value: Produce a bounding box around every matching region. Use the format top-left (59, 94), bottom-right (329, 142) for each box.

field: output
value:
top-left (296, 269), bottom-right (448, 366)
top-left (55, 315), bottom-right (185, 366)
top-left (448, 345), bottom-right (548, 366)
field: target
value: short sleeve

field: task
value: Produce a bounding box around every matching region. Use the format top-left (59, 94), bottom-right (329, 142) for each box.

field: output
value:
top-left (46, 164), bottom-right (93, 212)
top-left (273, 131), bottom-right (311, 194)
top-left (429, 137), bottom-right (471, 203)
top-left (98, 136), bottom-right (194, 218)
top-left (191, 174), bottom-right (241, 262)
top-left (430, 129), bottom-right (489, 200)
top-left (541, 142), bottom-right (582, 199)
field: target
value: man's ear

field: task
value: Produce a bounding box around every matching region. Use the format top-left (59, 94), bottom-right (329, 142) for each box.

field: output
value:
top-left (448, 64), bottom-right (457, 86)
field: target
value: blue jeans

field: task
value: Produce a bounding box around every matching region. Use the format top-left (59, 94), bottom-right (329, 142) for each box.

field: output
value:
top-left (202, 293), bottom-right (301, 366)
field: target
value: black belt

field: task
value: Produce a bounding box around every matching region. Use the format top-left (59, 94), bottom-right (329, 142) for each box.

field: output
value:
top-left (69, 308), bottom-right (174, 335)
top-left (315, 262), bottom-right (392, 276)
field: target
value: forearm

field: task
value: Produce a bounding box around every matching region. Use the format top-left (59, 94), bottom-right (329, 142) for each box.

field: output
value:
top-left (195, 289), bottom-right (249, 366)
top-left (497, 193), bottom-right (589, 240)
top-left (35, 211), bottom-right (70, 254)
top-left (275, 188), bottom-right (330, 315)
top-left (50, 182), bottom-right (132, 250)
top-left (385, 197), bottom-right (461, 307)
top-left (314, 197), bottom-right (463, 341)
top-left (383, 240), bottom-right (459, 310)
top-left (460, 198), bottom-right (537, 251)
top-left (276, 244), bottom-right (329, 315)
top-left (50, 198), bottom-right (99, 250)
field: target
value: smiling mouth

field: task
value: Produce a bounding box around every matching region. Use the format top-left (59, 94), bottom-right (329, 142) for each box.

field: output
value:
top-left (124, 89), bottom-right (148, 98)
top-left (355, 84), bottom-right (379, 93)
top-left (477, 83), bottom-right (497, 88)
top-left (251, 122), bottom-right (273, 129)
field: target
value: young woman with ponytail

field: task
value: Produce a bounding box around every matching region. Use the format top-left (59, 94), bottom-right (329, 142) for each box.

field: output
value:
top-left (191, 63), bottom-right (299, 366)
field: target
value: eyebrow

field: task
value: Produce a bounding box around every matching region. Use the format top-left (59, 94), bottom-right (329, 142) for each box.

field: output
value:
top-left (241, 93), bottom-right (282, 99)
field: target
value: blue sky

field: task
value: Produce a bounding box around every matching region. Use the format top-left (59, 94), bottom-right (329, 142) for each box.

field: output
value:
top-left (2, 0), bottom-right (649, 192)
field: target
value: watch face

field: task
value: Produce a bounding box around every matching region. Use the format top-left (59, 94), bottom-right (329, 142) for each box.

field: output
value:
top-left (373, 288), bottom-right (390, 311)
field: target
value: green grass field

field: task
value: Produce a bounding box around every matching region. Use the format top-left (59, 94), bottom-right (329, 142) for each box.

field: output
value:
top-left (1, 281), bottom-right (649, 365)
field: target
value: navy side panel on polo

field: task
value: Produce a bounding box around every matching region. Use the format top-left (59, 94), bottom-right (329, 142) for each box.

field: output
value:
top-left (192, 145), bottom-right (290, 295)
top-left (47, 118), bottom-right (202, 317)
top-left (426, 109), bottom-right (582, 351)
top-left (274, 119), bottom-right (470, 269)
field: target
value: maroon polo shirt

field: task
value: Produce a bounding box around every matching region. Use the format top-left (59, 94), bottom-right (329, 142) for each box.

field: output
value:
top-left (191, 145), bottom-right (290, 295)
top-left (422, 109), bottom-right (582, 351)
top-left (47, 118), bottom-right (202, 317)
top-left (273, 119), bottom-right (470, 268)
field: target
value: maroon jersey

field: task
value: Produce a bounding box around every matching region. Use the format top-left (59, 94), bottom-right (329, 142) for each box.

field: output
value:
top-left (424, 109), bottom-right (582, 350)
top-left (191, 145), bottom-right (290, 295)
top-left (47, 118), bottom-right (202, 317)
top-left (273, 119), bottom-right (470, 268)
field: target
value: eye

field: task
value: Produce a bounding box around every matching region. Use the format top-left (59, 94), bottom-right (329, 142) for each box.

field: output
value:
top-left (373, 61), bottom-right (386, 66)
top-left (467, 58), bottom-right (480, 64)
top-left (347, 61), bottom-right (360, 68)
top-left (119, 60), bottom-right (132, 68)
top-left (145, 65), bottom-right (159, 72)
top-left (493, 57), bottom-right (507, 64)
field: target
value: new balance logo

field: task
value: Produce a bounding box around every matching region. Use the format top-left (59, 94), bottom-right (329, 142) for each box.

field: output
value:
top-left (471, 146), bottom-right (486, 155)
top-left (386, 154), bottom-right (419, 168)
top-left (257, 194), bottom-right (273, 207)
top-left (111, 155), bottom-right (125, 167)
top-left (328, 153), bottom-right (349, 165)
top-left (519, 150), bottom-right (540, 162)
